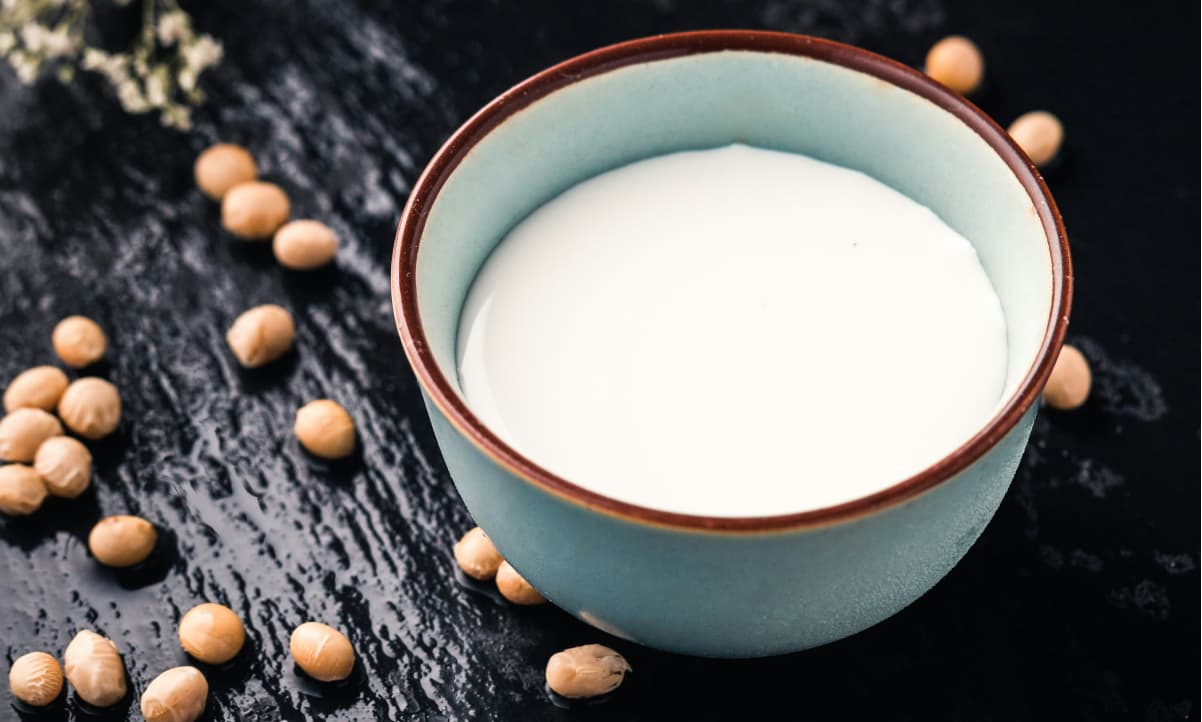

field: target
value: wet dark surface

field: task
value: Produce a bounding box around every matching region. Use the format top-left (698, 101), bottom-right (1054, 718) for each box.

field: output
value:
top-left (1, 1), bottom-right (1198, 720)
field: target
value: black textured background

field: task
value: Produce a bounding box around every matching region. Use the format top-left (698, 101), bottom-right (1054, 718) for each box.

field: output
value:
top-left (1, 1), bottom-right (1198, 720)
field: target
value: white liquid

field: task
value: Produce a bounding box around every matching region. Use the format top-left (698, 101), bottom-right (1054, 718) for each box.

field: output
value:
top-left (456, 145), bottom-right (1007, 517)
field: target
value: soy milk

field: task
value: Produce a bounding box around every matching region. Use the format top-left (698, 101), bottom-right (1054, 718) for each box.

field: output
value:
top-left (456, 144), bottom-right (1007, 517)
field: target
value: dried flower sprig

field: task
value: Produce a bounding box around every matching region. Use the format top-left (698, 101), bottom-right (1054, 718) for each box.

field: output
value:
top-left (0, 0), bottom-right (222, 129)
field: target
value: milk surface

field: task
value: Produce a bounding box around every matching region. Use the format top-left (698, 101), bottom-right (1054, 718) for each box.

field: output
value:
top-left (456, 144), bottom-right (1007, 517)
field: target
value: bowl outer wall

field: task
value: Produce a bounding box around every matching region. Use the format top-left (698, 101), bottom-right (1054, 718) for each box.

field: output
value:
top-left (426, 390), bottom-right (1035, 657)
top-left (392, 31), bottom-right (1070, 657)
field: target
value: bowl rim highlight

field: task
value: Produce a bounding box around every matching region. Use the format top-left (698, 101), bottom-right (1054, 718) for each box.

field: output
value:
top-left (390, 30), bottom-right (1073, 534)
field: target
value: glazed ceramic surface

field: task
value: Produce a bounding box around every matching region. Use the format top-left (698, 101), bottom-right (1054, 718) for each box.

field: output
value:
top-left (392, 32), bottom-right (1071, 657)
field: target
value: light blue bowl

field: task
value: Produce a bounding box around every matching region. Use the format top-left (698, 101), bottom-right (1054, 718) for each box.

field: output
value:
top-left (391, 31), bottom-right (1071, 658)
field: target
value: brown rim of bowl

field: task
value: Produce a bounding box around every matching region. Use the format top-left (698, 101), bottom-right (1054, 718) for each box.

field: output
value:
top-left (391, 30), bottom-right (1072, 534)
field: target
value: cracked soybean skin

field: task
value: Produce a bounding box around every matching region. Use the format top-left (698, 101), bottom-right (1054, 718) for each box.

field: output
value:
top-left (63, 630), bottom-right (127, 708)
top-left (226, 304), bottom-right (295, 368)
top-left (290, 622), bottom-right (355, 682)
top-left (8, 651), bottom-right (64, 707)
top-left (141, 666), bottom-right (208, 722)
top-left (545, 644), bottom-right (631, 699)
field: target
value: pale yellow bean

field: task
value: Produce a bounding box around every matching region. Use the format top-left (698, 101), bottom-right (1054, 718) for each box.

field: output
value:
top-left (179, 603), bottom-right (246, 665)
top-left (294, 399), bottom-right (356, 459)
top-left (0, 464), bottom-right (47, 516)
top-left (0, 408), bottom-right (63, 462)
top-left (925, 35), bottom-right (984, 94)
top-left (195, 143), bottom-right (258, 200)
top-left (545, 644), bottom-right (630, 699)
top-left (3, 366), bottom-right (69, 412)
top-left (222, 181), bottom-right (291, 240)
top-left (290, 622), bottom-right (355, 682)
top-left (63, 630), bottom-right (127, 708)
top-left (57, 377), bottom-right (121, 440)
top-left (52, 316), bottom-right (107, 368)
top-left (453, 526), bottom-right (502, 581)
top-left (88, 515), bottom-right (157, 567)
top-left (8, 651), bottom-right (64, 707)
top-left (273, 219), bottom-right (339, 270)
top-left (225, 304), bottom-right (295, 368)
top-left (1008, 111), bottom-right (1064, 168)
top-left (1044, 344), bottom-right (1091, 410)
top-left (34, 435), bottom-right (92, 498)
top-left (140, 666), bottom-right (208, 722)
top-left (495, 561), bottom-right (547, 605)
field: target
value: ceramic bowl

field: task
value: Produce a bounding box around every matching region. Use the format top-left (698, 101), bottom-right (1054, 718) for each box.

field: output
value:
top-left (391, 31), bottom-right (1071, 657)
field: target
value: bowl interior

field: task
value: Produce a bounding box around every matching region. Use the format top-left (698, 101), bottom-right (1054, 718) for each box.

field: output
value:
top-left (415, 49), bottom-right (1053, 416)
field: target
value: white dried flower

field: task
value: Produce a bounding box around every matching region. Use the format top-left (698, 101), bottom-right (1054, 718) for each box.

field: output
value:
top-left (83, 48), bottom-right (129, 85)
top-left (116, 78), bottom-right (149, 113)
top-left (155, 9), bottom-right (189, 45)
top-left (3, 0), bottom-right (220, 131)
top-left (145, 66), bottom-right (169, 107)
top-left (8, 51), bottom-right (40, 85)
top-left (160, 104), bottom-right (190, 130)
top-left (19, 24), bottom-right (51, 54)
top-left (81, 47), bottom-right (109, 70)
top-left (41, 26), bottom-right (75, 59)
top-left (183, 34), bottom-right (222, 72)
top-left (178, 65), bottom-right (196, 92)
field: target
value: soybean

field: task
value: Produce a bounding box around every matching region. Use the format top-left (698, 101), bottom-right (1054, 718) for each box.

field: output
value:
top-left (545, 644), bottom-right (631, 699)
top-left (1008, 111), bottom-right (1064, 168)
top-left (221, 181), bottom-right (291, 240)
top-left (0, 408), bottom-right (63, 462)
top-left (178, 603), bottom-right (246, 665)
top-left (453, 526), bottom-right (503, 581)
top-left (495, 561), bottom-right (547, 605)
top-left (63, 630), bottom-right (127, 708)
top-left (34, 435), bottom-right (92, 498)
top-left (140, 666), bottom-right (208, 722)
top-left (0, 464), bottom-right (47, 516)
top-left (3, 366), bottom-right (69, 413)
top-left (88, 515), bottom-right (157, 567)
top-left (924, 35), bottom-right (984, 95)
top-left (8, 651), bottom-right (64, 707)
top-left (195, 143), bottom-right (258, 200)
top-left (294, 399), bottom-right (356, 459)
top-left (52, 315), bottom-right (108, 368)
top-left (1044, 344), bottom-right (1091, 410)
top-left (273, 219), bottom-right (339, 270)
top-left (58, 377), bottom-right (121, 440)
top-left (226, 304), bottom-right (295, 368)
top-left (290, 622), bottom-right (355, 682)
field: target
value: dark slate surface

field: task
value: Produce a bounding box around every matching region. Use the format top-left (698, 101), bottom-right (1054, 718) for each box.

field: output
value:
top-left (1, 1), bottom-right (1197, 720)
